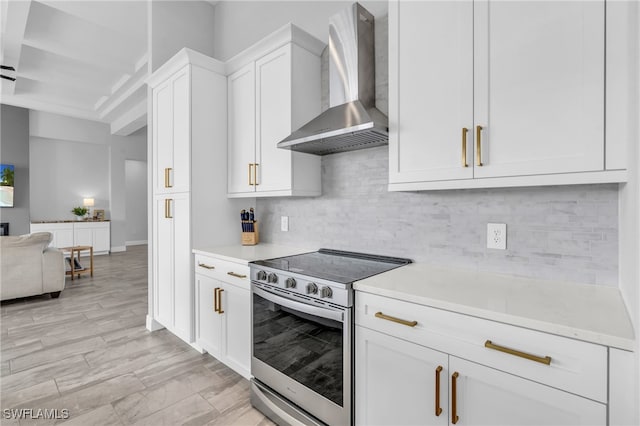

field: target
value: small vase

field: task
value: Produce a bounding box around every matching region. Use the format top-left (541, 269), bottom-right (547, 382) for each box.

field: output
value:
top-left (75, 215), bottom-right (83, 221)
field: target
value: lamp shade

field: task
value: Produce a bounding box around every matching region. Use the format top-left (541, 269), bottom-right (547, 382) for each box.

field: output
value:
top-left (83, 198), bottom-right (95, 207)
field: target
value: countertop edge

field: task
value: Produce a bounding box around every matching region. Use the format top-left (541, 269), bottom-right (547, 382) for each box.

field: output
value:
top-left (354, 283), bottom-right (636, 351)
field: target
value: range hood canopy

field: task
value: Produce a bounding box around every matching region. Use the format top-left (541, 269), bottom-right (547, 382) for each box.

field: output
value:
top-left (277, 3), bottom-right (388, 156)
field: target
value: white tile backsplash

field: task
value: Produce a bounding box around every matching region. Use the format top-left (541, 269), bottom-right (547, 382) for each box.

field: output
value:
top-left (256, 146), bottom-right (619, 286)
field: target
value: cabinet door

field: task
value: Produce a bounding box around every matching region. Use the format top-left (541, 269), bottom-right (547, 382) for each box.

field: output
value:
top-left (220, 282), bottom-right (251, 378)
top-left (171, 193), bottom-right (192, 342)
top-left (356, 326), bottom-right (448, 426)
top-left (449, 357), bottom-right (606, 426)
top-left (473, 1), bottom-right (604, 178)
top-left (228, 63), bottom-right (256, 195)
top-left (92, 225), bottom-right (110, 253)
top-left (56, 228), bottom-right (74, 248)
top-left (171, 68), bottom-right (191, 193)
top-left (196, 274), bottom-right (222, 357)
top-left (389, 0), bottom-right (473, 184)
top-left (153, 196), bottom-right (174, 329)
top-left (255, 45), bottom-right (293, 193)
top-left (153, 78), bottom-right (174, 194)
top-left (74, 227), bottom-right (93, 247)
top-left (153, 67), bottom-right (191, 194)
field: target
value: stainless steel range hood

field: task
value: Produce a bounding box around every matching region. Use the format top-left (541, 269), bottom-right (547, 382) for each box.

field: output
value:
top-left (277, 3), bottom-right (388, 156)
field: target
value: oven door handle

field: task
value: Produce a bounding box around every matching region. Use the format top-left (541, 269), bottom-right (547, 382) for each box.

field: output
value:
top-left (253, 286), bottom-right (344, 323)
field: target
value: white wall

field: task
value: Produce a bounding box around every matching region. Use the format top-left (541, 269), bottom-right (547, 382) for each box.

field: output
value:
top-left (212, 1), bottom-right (387, 61)
top-left (29, 111), bottom-right (147, 251)
top-left (125, 159), bottom-right (147, 244)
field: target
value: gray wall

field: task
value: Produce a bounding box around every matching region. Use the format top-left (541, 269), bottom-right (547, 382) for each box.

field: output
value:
top-left (0, 105), bottom-right (30, 235)
top-left (29, 111), bottom-right (147, 251)
top-left (125, 159), bottom-right (148, 244)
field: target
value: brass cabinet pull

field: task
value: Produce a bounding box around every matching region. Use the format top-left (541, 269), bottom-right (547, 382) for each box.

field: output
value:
top-left (435, 366), bottom-right (443, 416)
top-left (248, 163), bottom-right (253, 186)
top-left (227, 271), bottom-right (247, 279)
top-left (484, 340), bottom-right (552, 365)
top-left (217, 288), bottom-right (224, 314)
top-left (461, 128), bottom-right (468, 167)
top-left (164, 167), bottom-right (173, 188)
top-left (213, 288), bottom-right (218, 313)
top-left (374, 311), bottom-right (417, 327)
top-left (164, 199), bottom-right (173, 219)
top-left (451, 372), bottom-right (459, 424)
top-left (198, 263), bottom-right (215, 270)
top-left (475, 125), bottom-right (483, 166)
top-left (254, 163), bottom-right (259, 186)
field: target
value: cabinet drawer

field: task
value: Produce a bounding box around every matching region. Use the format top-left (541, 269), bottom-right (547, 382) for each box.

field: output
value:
top-left (356, 292), bottom-right (607, 402)
top-left (194, 254), bottom-right (250, 289)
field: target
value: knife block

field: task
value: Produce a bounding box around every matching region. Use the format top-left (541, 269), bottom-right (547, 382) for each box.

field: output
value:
top-left (241, 221), bottom-right (259, 246)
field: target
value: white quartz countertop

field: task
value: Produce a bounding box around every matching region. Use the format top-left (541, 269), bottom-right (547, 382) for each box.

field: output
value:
top-left (354, 263), bottom-right (636, 351)
top-left (193, 244), bottom-right (313, 265)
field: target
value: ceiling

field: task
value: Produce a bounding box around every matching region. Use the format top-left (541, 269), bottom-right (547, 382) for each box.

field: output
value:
top-left (0, 0), bottom-right (148, 135)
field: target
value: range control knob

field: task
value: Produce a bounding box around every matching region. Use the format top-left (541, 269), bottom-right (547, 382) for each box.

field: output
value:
top-left (256, 270), bottom-right (267, 281)
top-left (285, 277), bottom-right (297, 289)
top-left (320, 286), bottom-right (333, 299)
top-left (267, 273), bottom-right (278, 284)
top-left (306, 282), bottom-right (318, 295)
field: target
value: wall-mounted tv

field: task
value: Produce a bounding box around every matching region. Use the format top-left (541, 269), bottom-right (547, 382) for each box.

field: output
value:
top-left (0, 164), bottom-right (15, 208)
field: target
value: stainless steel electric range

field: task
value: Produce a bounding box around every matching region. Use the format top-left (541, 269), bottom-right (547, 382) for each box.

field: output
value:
top-left (249, 249), bottom-right (411, 426)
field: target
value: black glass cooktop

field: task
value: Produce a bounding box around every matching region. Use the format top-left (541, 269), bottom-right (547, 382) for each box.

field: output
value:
top-left (251, 249), bottom-right (412, 285)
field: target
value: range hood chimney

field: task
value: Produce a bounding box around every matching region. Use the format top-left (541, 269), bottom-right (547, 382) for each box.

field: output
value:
top-left (277, 3), bottom-right (388, 156)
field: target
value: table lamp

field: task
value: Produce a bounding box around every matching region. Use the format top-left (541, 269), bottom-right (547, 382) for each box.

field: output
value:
top-left (83, 198), bottom-right (94, 219)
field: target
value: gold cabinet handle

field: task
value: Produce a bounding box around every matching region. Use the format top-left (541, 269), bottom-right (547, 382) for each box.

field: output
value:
top-left (217, 288), bottom-right (224, 314)
top-left (213, 288), bottom-right (218, 313)
top-left (451, 372), bottom-right (459, 424)
top-left (254, 163), bottom-right (259, 186)
top-left (227, 271), bottom-right (247, 279)
top-left (374, 312), bottom-right (417, 327)
top-left (461, 128), bottom-right (468, 167)
top-left (484, 340), bottom-right (552, 365)
top-left (164, 199), bottom-right (173, 219)
top-left (435, 366), bottom-right (443, 416)
top-left (164, 167), bottom-right (173, 188)
top-left (248, 163), bottom-right (253, 186)
top-left (198, 263), bottom-right (215, 270)
top-left (475, 125), bottom-right (483, 166)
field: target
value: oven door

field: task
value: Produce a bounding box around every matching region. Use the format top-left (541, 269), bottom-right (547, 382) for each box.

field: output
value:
top-left (251, 284), bottom-right (351, 426)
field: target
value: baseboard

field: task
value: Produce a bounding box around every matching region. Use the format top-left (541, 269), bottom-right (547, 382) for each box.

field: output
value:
top-left (146, 315), bottom-right (164, 332)
top-left (111, 246), bottom-right (126, 253)
top-left (126, 240), bottom-right (148, 246)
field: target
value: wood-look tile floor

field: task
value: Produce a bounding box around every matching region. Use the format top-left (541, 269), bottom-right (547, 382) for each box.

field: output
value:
top-left (1, 245), bottom-right (274, 426)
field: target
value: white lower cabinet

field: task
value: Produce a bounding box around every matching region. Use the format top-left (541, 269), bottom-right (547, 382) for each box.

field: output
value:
top-left (355, 292), bottom-right (607, 426)
top-left (356, 326), bottom-right (448, 426)
top-left (450, 357), bottom-right (606, 426)
top-left (30, 222), bottom-right (110, 254)
top-left (195, 254), bottom-right (251, 379)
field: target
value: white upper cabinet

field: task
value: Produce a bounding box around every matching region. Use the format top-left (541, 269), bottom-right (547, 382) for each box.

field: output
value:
top-left (389, 1), bottom-right (473, 184)
top-left (226, 24), bottom-right (324, 198)
top-left (227, 63), bottom-right (256, 194)
top-left (153, 67), bottom-right (191, 194)
top-left (473, 1), bottom-right (604, 179)
top-left (389, 0), bottom-right (627, 191)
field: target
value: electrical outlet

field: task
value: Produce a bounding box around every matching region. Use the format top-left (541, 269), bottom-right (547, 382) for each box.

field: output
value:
top-left (487, 223), bottom-right (507, 250)
top-left (281, 216), bottom-right (289, 232)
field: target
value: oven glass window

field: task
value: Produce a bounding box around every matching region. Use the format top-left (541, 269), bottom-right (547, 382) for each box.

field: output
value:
top-left (253, 292), bottom-right (344, 406)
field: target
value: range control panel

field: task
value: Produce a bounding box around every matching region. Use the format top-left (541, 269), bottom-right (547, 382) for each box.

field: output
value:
top-left (249, 266), bottom-right (352, 308)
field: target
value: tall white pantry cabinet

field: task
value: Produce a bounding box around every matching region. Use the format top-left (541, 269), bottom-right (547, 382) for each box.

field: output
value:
top-left (146, 48), bottom-right (247, 343)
